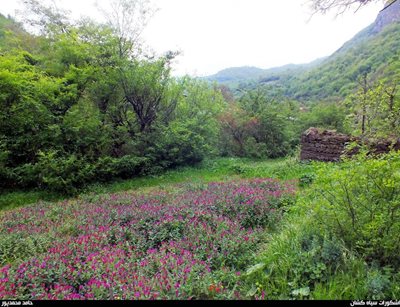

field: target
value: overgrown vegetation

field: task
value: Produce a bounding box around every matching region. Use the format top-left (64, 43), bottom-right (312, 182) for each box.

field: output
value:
top-left (0, 8), bottom-right (227, 194)
top-left (1, 0), bottom-right (400, 301)
top-left (243, 151), bottom-right (400, 300)
top-left (1, 0), bottom-right (399, 195)
top-left (0, 7), bottom-right (317, 195)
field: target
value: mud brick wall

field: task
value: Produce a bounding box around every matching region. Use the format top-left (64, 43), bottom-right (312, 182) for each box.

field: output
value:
top-left (300, 128), bottom-right (400, 162)
top-left (370, 138), bottom-right (400, 155)
top-left (300, 128), bottom-right (353, 162)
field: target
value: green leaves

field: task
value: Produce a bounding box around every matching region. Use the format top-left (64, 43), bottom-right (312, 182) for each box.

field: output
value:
top-left (306, 151), bottom-right (400, 267)
top-left (291, 286), bottom-right (310, 298)
top-left (0, 11), bottom-right (229, 194)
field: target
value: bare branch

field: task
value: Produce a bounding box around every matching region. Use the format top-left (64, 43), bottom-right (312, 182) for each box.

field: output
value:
top-left (307, 0), bottom-right (386, 16)
top-left (95, 0), bottom-right (157, 58)
top-left (16, 0), bottom-right (71, 35)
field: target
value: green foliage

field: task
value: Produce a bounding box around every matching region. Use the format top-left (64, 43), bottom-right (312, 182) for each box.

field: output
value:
top-left (0, 11), bottom-right (225, 194)
top-left (344, 78), bottom-right (400, 138)
top-left (304, 151), bottom-right (400, 267)
top-left (219, 88), bottom-right (299, 159)
top-left (0, 232), bottom-right (52, 266)
top-left (299, 102), bottom-right (347, 134)
top-left (299, 173), bottom-right (316, 187)
top-left (242, 214), bottom-right (352, 299)
top-left (35, 151), bottom-right (95, 194)
top-left (364, 269), bottom-right (392, 300)
top-left (153, 123), bottom-right (208, 167)
top-left (95, 155), bottom-right (150, 181)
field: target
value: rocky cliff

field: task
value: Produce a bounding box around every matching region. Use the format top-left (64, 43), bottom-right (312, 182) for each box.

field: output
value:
top-left (372, 0), bottom-right (400, 33)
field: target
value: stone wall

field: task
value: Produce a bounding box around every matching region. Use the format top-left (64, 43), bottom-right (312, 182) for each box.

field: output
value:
top-left (300, 128), bottom-right (400, 162)
top-left (300, 128), bottom-right (353, 162)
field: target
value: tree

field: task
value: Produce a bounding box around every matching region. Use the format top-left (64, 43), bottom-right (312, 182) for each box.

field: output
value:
top-left (218, 103), bottom-right (250, 157)
top-left (119, 56), bottom-right (178, 133)
top-left (17, 0), bottom-right (71, 35)
top-left (96, 0), bottom-right (156, 58)
top-left (0, 0), bottom-right (234, 193)
top-left (383, 81), bottom-right (399, 130)
top-left (309, 0), bottom-right (389, 15)
top-left (358, 71), bottom-right (371, 135)
top-left (345, 76), bottom-right (400, 138)
top-left (218, 86), bottom-right (299, 159)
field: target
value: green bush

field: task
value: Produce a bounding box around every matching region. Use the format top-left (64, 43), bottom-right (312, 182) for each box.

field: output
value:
top-left (0, 165), bottom-right (15, 189)
top-left (299, 173), bottom-right (316, 187)
top-left (304, 151), bottom-right (400, 267)
top-left (153, 123), bottom-right (209, 168)
top-left (35, 151), bottom-right (95, 194)
top-left (0, 142), bottom-right (16, 189)
top-left (364, 269), bottom-right (392, 300)
top-left (110, 155), bottom-right (150, 179)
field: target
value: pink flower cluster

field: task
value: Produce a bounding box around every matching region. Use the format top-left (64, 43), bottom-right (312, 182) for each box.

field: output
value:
top-left (0, 179), bottom-right (296, 300)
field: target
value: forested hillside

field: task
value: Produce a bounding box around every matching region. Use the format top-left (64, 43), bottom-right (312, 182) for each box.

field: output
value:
top-left (204, 59), bottom-right (326, 87)
top-left (282, 21), bottom-right (400, 101)
top-left (207, 4), bottom-right (400, 103)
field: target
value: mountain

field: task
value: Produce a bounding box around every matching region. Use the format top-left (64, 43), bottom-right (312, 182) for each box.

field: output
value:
top-left (207, 66), bottom-right (266, 84)
top-left (207, 0), bottom-right (400, 102)
top-left (373, 0), bottom-right (400, 33)
top-left (205, 58), bottom-right (326, 87)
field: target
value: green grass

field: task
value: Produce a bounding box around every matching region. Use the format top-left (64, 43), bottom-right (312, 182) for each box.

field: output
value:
top-left (0, 156), bottom-right (316, 212)
top-left (242, 211), bottom-right (371, 299)
top-left (0, 190), bottom-right (62, 213)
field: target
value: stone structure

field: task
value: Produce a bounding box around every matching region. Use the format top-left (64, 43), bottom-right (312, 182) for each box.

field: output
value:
top-left (300, 128), bottom-right (353, 162)
top-left (300, 128), bottom-right (400, 162)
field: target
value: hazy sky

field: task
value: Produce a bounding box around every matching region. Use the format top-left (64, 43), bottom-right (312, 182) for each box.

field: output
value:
top-left (0, 0), bottom-right (385, 76)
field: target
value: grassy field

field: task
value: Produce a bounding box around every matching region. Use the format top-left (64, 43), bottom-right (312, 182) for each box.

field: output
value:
top-left (0, 156), bottom-right (314, 212)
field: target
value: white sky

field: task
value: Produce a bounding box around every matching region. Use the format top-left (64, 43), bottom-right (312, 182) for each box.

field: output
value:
top-left (0, 0), bottom-right (385, 76)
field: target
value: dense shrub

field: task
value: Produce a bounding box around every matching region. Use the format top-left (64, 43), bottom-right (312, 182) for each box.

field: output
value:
top-left (152, 122), bottom-right (210, 168)
top-left (0, 15), bottom-right (226, 195)
top-left (303, 151), bottom-right (400, 267)
top-left (95, 155), bottom-right (150, 181)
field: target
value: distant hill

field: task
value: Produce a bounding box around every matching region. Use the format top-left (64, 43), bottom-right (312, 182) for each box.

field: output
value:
top-left (206, 0), bottom-right (400, 102)
top-left (204, 59), bottom-right (326, 87)
top-left (0, 13), bottom-right (31, 50)
top-left (207, 66), bottom-right (266, 84)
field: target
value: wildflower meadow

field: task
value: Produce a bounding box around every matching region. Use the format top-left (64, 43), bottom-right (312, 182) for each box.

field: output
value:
top-left (0, 179), bottom-right (296, 300)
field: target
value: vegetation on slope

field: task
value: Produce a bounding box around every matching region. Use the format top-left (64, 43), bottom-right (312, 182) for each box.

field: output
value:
top-left (210, 20), bottom-right (400, 104)
top-left (244, 151), bottom-right (400, 300)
